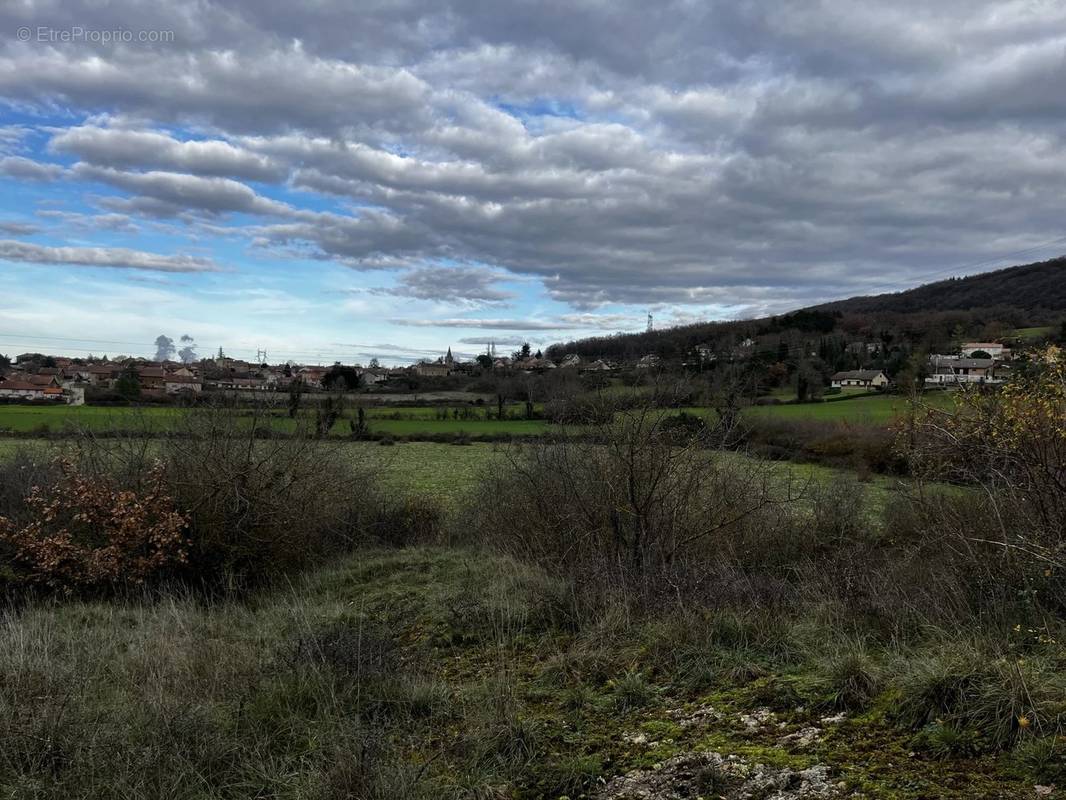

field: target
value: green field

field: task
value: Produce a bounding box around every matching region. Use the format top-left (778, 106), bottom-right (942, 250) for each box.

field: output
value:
top-left (0, 404), bottom-right (179, 433)
top-left (0, 391), bottom-right (957, 438)
top-left (0, 431), bottom-right (1004, 799)
top-left (748, 391), bottom-right (952, 424)
top-left (363, 417), bottom-right (548, 436)
top-left (0, 404), bottom-right (546, 437)
top-left (351, 441), bottom-right (507, 501)
top-left (1011, 325), bottom-right (1055, 340)
top-left (0, 438), bottom-right (506, 507)
top-left (355, 440), bottom-right (908, 513)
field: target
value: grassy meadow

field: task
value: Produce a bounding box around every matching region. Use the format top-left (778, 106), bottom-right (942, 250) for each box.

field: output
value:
top-left (0, 403), bottom-right (547, 437)
top-left (0, 389), bottom-right (947, 437)
top-left (748, 391), bottom-right (953, 424)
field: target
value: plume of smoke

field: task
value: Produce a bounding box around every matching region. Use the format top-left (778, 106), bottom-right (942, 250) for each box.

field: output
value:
top-left (178, 333), bottom-right (197, 364)
top-left (154, 334), bottom-right (175, 362)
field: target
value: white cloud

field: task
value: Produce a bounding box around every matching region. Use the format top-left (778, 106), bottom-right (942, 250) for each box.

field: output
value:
top-left (51, 125), bottom-right (285, 181)
top-left (0, 239), bottom-right (220, 272)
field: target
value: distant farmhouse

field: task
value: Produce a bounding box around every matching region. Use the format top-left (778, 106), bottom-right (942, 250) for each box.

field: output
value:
top-left (925, 355), bottom-right (1005, 386)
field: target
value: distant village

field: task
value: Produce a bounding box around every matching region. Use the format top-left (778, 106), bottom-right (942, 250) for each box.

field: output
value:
top-left (0, 333), bottom-right (1020, 405)
top-left (0, 341), bottom-right (615, 405)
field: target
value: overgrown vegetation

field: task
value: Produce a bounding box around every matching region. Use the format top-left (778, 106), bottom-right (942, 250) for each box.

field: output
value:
top-left (1, 354), bottom-right (1065, 797)
top-left (0, 400), bottom-right (444, 595)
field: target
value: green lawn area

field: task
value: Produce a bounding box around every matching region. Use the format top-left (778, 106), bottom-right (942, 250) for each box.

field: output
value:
top-left (1011, 325), bottom-right (1054, 340)
top-left (366, 417), bottom-right (548, 436)
top-left (0, 404), bottom-right (180, 433)
top-left (0, 404), bottom-right (547, 437)
top-left (748, 391), bottom-right (952, 424)
top-left (345, 440), bottom-right (507, 501)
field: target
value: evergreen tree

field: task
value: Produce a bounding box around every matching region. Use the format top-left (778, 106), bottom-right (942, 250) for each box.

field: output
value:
top-left (115, 367), bottom-right (141, 401)
top-left (288, 377), bottom-right (304, 419)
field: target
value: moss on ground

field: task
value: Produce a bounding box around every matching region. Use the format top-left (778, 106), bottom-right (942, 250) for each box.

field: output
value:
top-left (301, 549), bottom-right (1037, 799)
top-left (0, 547), bottom-right (1048, 798)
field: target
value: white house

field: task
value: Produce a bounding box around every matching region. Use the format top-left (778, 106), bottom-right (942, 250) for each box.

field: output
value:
top-left (0, 380), bottom-right (64, 401)
top-left (830, 370), bottom-right (889, 389)
top-left (960, 342), bottom-right (1009, 359)
top-left (358, 369), bottom-right (388, 386)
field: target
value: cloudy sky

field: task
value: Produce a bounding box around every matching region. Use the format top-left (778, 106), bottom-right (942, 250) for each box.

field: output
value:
top-left (2, 1), bottom-right (1066, 364)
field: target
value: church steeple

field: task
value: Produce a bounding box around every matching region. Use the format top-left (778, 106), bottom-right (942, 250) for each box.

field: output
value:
top-left (445, 346), bottom-right (454, 366)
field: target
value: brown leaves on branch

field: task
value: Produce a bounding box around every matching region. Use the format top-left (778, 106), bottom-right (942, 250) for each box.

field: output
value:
top-left (0, 458), bottom-right (188, 594)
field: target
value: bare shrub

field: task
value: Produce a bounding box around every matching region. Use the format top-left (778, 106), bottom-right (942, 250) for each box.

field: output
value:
top-left (745, 416), bottom-right (906, 475)
top-left (67, 400), bottom-right (379, 585)
top-left (464, 404), bottom-right (800, 604)
top-left (0, 447), bottom-right (59, 524)
top-left (541, 393), bottom-right (615, 425)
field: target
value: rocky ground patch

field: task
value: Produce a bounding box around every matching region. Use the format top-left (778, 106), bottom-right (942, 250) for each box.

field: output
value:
top-left (597, 751), bottom-right (846, 800)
